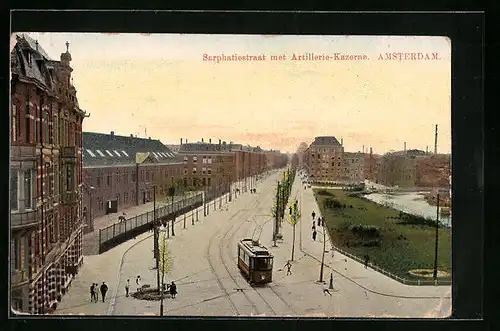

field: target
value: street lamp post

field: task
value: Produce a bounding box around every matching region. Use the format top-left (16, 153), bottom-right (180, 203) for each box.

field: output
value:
top-left (153, 186), bottom-right (160, 293)
top-left (433, 193), bottom-right (440, 281)
top-left (319, 217), bottom-right (326, 283)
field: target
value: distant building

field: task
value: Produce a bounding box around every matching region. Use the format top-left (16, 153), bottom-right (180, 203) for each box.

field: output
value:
top-left (341, 152), bottom-right (365, 184)
top-left (303, 136), bottom-right (345, 183)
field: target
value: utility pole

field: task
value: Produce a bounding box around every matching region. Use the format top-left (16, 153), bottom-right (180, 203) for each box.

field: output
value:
top-left (434, 124), bottom-right (438, 154)
top-left (319, 217), bottom-right (326, 283)
top-left (154, 186), bottom-right (160, 293)
top-left (433, 193), bottom-right (440, 280)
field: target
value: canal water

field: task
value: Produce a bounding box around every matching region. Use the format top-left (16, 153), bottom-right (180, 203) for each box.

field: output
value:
top-left (364, 192), bottom-right (452, 228)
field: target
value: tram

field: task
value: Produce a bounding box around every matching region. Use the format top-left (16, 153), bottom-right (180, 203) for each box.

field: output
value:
top-left (237, 239), bottom-right (274, 284)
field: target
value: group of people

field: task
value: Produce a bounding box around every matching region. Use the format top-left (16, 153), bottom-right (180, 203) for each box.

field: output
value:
top-left (124, 275), bottom-right (177, 298)
top-left (89, 282), bottom-right (108, 303)
top-left (250, 188), bottom-right (257, 194)
top-left (311, 211), bottom-right (325, 241)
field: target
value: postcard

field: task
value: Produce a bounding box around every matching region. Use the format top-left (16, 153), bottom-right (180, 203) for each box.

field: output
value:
top-left (9, 33), bottom-right (451, 318)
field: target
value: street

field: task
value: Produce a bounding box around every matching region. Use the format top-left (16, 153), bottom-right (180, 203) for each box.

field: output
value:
top-left (55, 169), bottom-right (451, 317)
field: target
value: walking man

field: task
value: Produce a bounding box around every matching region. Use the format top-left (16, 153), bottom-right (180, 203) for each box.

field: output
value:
top-left (100, 282), bottom-right (108, 302)
top-left (312, 211), bottom-right (316, 220)
top-left (169, 281), bottom-right (177, 299)
top-left (125, 279), bottom-right (130, 297)
top-left (284, 260), bottom-right (292, 275)
top-left (90, 283), bottom-right (95, 302)
top-left (93, 283), bottom-right (99, 303)
top-left (312, 229), bottom-right (317, 241)
top-left (364, 255), bottom-right (370, 269)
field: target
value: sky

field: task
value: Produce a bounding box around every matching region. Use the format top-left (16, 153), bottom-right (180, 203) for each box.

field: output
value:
top-left (12, 33), bottom-right (451, 154)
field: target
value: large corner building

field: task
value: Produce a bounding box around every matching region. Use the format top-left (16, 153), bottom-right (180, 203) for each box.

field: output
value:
top-left (10, 35), bottom-right (86, 313)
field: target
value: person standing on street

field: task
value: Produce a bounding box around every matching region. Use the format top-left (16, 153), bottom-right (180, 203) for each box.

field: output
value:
top-left (284, 260), bottom-right (292, 275)
top-left (364, 255), bottom-right (370, 269)
top-left (312, 229), bottom-right (317, 241)
top-left (90, 283), bottom-right (95, 302)
top-left (100, 282), bottom-right (108, 302)
top-left (136, 275), bottom-right (142, 292)
top-left (125, 279), bottom-right (130, 297)
top-left (169, 281), bottom-right (177, 299)
top-left (312, 211), bottom-right (316, 220)
top-left (93, 283), bottom-right (99, 303)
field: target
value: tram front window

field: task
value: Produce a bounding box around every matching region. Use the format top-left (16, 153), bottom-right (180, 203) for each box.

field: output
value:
top-left (255, 257), bottom-right (272, 270)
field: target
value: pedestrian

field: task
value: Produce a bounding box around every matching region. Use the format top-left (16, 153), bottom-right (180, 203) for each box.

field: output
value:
top-left (169, 281), bottom-right (177, 299)
top-left (136, 275), bottom-right (142, 292)
top-left (312, 211), bottom-right (316, 220)
top-left (312, 229), bottom-right (317, 241)
top-left (284, 260), bottom-right (292, 275)
top-left (312, 223), bottom-right (316, 231)
top-left (90, 283), bottom-right (95, 302)
top-left (100, 282), bottom-right (108, 302)
top-left (125, 279), bottom-right (130, 297)
top-left (93, 283), bottom-right (99, 302)
top-left (364, 255), bottom-right (370, 269)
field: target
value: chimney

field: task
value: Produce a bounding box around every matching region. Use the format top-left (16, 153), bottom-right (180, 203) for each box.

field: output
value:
top-left (219, 139), bottom-right (221, 145)
top-left (186, 139), bottom-right (188, 143)
top-left (202, 138), bottom-right (204, 143)
top-left (434, 124), bottom-right (438, 154)
top-left (370, 147), bottom-right (373, 155)
top-left (148, 137), bottom-right (151, 140)
top-left (209, 138), bottom-right (211, 144)
top-left (362, 145), bottom-right (364, 154)
top-left (130, 134), bottom-right (133, 138)
top-left (35, 40), bottom-right (39, 51)
top-left (404, 142), bottom-right (406, 152)
top-left (426, 145), bottom-right (428, 153)
top-left (111, 131), bottom-right (114, 136)
top-left (341, 138), bottom-right (343, 146)
top-left (180, 138), bottom-right (183, 145)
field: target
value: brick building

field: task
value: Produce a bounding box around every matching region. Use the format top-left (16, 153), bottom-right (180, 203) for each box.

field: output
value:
top-left (341, 152), bottom-right (365, 184)
top-left (82, 132), bottom-right (182, 231)
top-left (363, 147), bottom-right (382, 182)
top-left (10, 35), bottom-right (86, 313)
top-left (303, 136), bottom-right (345, 183)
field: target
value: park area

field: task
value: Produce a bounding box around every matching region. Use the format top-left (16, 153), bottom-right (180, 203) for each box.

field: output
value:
top-left (314, 189), bottom-right (452, 281)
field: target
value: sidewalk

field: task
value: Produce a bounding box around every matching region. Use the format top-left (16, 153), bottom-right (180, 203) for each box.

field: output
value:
top-left (83, 195), bottom-right (189, 256)
top-left (291, 174), bottom-right (451, 299)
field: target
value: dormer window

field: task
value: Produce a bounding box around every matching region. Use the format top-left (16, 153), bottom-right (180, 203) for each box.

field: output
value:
top-left (26, 51), bottom-right (32, 66)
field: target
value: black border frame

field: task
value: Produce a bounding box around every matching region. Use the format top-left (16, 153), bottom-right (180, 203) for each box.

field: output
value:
top-left (5, 9), bottom-right (486, 331)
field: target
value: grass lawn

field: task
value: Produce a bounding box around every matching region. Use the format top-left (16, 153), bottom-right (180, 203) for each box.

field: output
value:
top-left (314, 189), bottom-right (452, 280)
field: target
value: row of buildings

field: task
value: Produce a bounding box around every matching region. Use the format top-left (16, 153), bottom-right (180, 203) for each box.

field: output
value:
top-left (10, 35), bottom-right (289, 314)
top-left (300, 136), bottom-right (451, 190)
top-left (81, 135), bottom-right (288, 227)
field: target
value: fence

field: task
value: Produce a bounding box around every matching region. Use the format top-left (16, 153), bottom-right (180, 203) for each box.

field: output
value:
top-left (98, 193), bottom-right (204, 253)
top-left (314, 211), bottom-right (452, 287)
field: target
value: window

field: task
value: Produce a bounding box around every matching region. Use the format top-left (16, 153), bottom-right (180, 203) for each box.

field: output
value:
top-left (202, 156), bottom-right (207, 164)
top-left (27, 51), bottom-right (32, 66)
top-left (208, 177), bottom-right (211, 186)
top-left (208, 168), bottom-right (212, 175)
top-left (87, 149), bottom-right (96, 157)
top-left (96, 150), bottom-right (105, 157)
top-left (140, 170), bottom-right (144, 181)
top-left (192, 168), bottom-right (197, 175)
top-left (23, 169), bottom-right (32, 209)
top-left (25, 97), bottom-right (31, 143)
top-left (11, 170), bottom-right (18, 211)
top-left (131, 171), bottom-right (136, 182)
top-left (11, 104), bottom-right (18, 142)
top-left (121, 150), bottom-right (129, 157)
top-left (193, 156), bottom-right (197, 163)
top-left (183, 168), bottom-right (188, 175)
top-left (183, 156), bottom-right (188, 164)
top-left (202, 177), bottom-right (206, 186)
top-left (113, 150), bottom-right (121, 157)
top-left (117, 172), bottom-right (121, 185)
top-left (202, 167), bottom-right (206, 174)
top-left (107, 174), bottom-right (111, 186)
top-left (65, 165), bottom-right (74, 193)
top-left (105, 150), bottom-right (114, 157)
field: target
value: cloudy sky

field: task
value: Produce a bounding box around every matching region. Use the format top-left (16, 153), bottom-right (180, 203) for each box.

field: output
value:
top-left (12, 33), bottom-right (451, 154)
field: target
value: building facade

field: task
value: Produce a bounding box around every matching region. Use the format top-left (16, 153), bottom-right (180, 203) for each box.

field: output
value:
top-left (303, 136), bottom-right (345, 183)
top-left (82, 132), bottom-right (183, 231)
top-left (10, 35), bottom-right (86, 313)
top-left (341, 152), bottom-right (365, 184)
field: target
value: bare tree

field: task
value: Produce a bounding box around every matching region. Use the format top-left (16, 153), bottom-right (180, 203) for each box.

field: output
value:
top-left (158, 232), bottom-right (174, 316)
top-left (287, 196), bottom-right (301, 261)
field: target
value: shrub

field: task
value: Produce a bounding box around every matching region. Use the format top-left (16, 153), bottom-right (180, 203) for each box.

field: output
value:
top-left (348, 224), bottom-right (381, 238)
top-left (317, 190), bottom-right (334, 196)
top-left (324, 197), bottom-right (342, 209)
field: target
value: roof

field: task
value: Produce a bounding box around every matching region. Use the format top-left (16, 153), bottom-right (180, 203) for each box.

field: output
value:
top-left (311, 136), bottom-right (342, 146)
top-left (11, 34), bottom-right (57, 91)
top-left (83, 132), bottom-right (178, 167)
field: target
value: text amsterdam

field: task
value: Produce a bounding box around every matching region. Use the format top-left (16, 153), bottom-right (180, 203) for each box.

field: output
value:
top-left (378, 52), bottom-right (441, 61)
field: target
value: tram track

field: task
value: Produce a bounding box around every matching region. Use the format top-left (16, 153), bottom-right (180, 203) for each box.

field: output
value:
top-left (206, 170), bottom-right (297, 316)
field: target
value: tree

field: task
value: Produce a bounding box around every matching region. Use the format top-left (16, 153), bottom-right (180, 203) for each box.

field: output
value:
top-left (158, 232), bottom-right (174, 316)
top-left (287, 197), bottom-right (301, 261)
